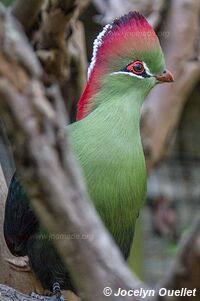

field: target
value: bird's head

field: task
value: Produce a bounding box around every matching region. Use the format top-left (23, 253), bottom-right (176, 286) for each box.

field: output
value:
top-left (77, 12), bottom-right (173, 120)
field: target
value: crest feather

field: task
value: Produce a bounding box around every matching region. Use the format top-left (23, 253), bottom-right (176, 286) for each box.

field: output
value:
top-left (88, 12), bottom-right (157, 79)
top-left (88, 23), bottom-right (113, 79)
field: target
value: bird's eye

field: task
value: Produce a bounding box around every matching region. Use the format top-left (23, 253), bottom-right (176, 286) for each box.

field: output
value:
top-left (127, 61), bottom-right (145, 75)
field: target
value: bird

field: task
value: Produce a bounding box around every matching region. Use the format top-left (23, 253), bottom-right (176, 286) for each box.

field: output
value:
top-left (4, 11), bottom-right (173, 299)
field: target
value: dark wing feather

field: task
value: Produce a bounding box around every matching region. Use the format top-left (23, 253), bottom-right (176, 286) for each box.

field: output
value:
top-left (4, 172), bottom-right (38, 256)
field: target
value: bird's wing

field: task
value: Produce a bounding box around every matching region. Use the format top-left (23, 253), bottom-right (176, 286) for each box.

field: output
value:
top-left (4, 172), bottom-right (38, 256)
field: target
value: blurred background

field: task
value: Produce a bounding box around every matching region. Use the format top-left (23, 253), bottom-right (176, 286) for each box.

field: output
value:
top-left (0, 0), bottom-right (200, 288)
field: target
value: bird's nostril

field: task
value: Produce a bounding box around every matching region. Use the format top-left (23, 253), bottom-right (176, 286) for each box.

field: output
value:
top-left (155, 69), bottom-right (174, 83)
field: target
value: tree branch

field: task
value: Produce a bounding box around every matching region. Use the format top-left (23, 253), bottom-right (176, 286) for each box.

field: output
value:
top-left (158, 216), bottom-right (200, 300)
top-left (34, 0), bottom-right (89, 117)
top-left (92, 0), bottom-right (166, 28)
top-left (11, 0), bottom-right (45, 29)
top-left (0, 165), bottom-right (8, 282)
top-left (0, 284), bottom-right (51, 301)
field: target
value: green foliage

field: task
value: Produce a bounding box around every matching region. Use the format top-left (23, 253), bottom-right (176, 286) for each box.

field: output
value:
top-left (0, 0), bottom-right (14, 7)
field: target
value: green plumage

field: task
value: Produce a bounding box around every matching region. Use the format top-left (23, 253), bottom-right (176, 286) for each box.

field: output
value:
top-left (69, 75), bottom-right (152, 255)
top-left (69, 44), bottom-right (165, 255)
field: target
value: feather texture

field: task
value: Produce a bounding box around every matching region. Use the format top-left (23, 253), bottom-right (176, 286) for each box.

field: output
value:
top-left (77, 11), bottom-right (164, 120)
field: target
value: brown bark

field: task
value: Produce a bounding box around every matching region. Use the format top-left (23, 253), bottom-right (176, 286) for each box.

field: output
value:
top-left (11, 0), bottom-right (45, 29)
top-left (34, 0), bottom-right (89, 118)
top-left (35, 0), bottom-right (77, 79)
top-left (0, 284), bottom-right (50, 301)
top-left (0, 165), bottom-right (8, 283)
top-left (92, 0), bottom-right (166, 27)
top-left (160, 216), bottom-right (200, 298)
top-left (0, 284), bottom-right (33, 301)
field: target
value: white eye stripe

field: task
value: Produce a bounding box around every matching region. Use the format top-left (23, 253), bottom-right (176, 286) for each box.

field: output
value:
top-left (143, 62), bottom-right (152, 76)
top-left (111, 61), bottom-right (153, 79)
top-left (111, 71), bottom-right (145, 79)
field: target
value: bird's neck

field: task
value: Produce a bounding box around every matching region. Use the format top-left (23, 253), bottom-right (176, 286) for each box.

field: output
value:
top-left (78, 76), bottom-right (148, 201)
top-left (77, 73), bottom-right (148, 123)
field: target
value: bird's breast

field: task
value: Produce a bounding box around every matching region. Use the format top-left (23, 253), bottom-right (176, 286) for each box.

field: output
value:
top-left (69, 109), bottom-right (147, 256)
top-left (73, 132), bottom-right (147, 254)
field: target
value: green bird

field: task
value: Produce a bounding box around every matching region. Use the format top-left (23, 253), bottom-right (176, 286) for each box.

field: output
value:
top-left (4, 12), bottom-right (173, 297)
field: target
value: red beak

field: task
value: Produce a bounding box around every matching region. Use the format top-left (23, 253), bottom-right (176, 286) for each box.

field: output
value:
top-left (155, 69), bottom-right (174, 83)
